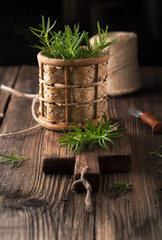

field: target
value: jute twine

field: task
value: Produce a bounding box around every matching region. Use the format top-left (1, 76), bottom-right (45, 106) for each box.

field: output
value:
top-left (72, 166), bottom-right (93, 212)
top-left (0, 85), bottom-right (41, 137)
top-left (0, 84), bottom-right (93, 212)
top-left (90, 32), bottom-right (142, 96)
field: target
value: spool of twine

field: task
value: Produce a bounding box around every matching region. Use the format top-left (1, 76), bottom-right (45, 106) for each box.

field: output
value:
top-left (90, 32), bottom-right (142, 96)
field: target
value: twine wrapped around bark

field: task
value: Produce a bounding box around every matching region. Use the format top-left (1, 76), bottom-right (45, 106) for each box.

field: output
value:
top-left (37, 52), bottom-right (110, 129)
top-left (90, 32), bottom-right (142, 96)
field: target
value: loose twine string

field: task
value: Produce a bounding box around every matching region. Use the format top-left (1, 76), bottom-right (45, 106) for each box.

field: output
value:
top-left (0, 84), bottom-right (93, 212)
top-left (71, 166), bottom-right (93, 212)
top-left (0, 84), bottom-right (42, 137)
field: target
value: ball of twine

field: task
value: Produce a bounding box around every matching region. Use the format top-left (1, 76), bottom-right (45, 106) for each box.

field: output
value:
top-left (90, 32), bottom-right (142, 96)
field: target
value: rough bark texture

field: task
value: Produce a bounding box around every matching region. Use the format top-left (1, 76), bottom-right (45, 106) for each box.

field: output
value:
top-left (40, 62), bottom-right (108, 123)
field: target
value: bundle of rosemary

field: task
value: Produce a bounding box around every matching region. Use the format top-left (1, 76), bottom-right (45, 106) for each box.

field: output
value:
top-left (57, 116), bottom-right (127, 154)
top-left (30, 16), bottom-right (117, 61)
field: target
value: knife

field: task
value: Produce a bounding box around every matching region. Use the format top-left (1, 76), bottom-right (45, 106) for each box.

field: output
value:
top-left (128, 108), bottom-right (162, 133)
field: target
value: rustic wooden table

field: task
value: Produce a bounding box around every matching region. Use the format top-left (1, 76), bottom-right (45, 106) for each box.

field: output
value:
top-left (0, 66), bottom-right (162, 240)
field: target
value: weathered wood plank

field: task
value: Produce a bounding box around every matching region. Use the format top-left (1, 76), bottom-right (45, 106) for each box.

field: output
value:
top-left (0, 65), bottom-right (95, 240)
top-left (74, 150), bottom-right (100, 191)
top-left (0, 66), bottom-right (20, 119)
top-left (94, 67), bottom-right (162, 240)
top-left (42, 130), bottom-right (75, 173)
top-left (42, 129), bottom-right (131, 191)
top-left (0, 66), bottom-right (161, 240)
top-left (98, 135), bottom-right (132, 172)
top-left (0, 65), bottom-right (47, 240)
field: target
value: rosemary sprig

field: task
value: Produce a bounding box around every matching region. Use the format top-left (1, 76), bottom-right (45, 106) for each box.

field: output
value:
top-left (111, 182), bottom-right (131, 194)
top-left (0, 150), bottom-right (27, 168)
top-left (30, 16), bottom-right (117, 61)
top-left (149, 145), bottom-right (162, 157)
top-left (57, 115), bottom-right (127, 154)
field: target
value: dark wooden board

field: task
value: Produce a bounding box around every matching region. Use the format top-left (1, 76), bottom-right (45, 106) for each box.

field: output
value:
top-left (0, 66), bottom-right (20, 119)
top-left (42, 130), bottom-right (75, 174)
top-left (0, 66), bottom-right (162, 240)
top-left (42, 130), bottom-right (132, 191)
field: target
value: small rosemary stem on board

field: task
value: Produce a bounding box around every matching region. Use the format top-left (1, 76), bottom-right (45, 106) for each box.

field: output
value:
top-left (149, 145), bottom-right (162, 158)
top-left (0, 150), bottom-right (28, 168)
top-left (111, 182), bottom-right (132, 194)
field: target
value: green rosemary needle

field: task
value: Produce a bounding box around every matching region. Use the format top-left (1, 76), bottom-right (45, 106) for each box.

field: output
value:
top-left (111, 182), bottom-right (132, 194)
top-left (30, 16), bottom-right (117, 61)
top-left (0, 150), bottom-right (28, 168)
top-left (57, 115), bottom-right (127, 154)
top-left (149, 145), bottom-right (162, 158)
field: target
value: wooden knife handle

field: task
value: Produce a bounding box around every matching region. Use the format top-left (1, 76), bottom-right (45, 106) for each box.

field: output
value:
top-left (141, 112), bottom-right (162, 133)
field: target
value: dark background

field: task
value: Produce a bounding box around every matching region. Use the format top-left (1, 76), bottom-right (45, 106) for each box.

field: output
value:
top-left (1, 0), bottom-right (162, 66)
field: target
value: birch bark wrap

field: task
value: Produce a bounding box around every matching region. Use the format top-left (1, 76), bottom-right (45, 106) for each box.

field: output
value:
top-left (37, 52), bottom-right (110, 129)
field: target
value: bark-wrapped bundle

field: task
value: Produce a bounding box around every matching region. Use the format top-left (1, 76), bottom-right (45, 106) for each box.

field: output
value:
top-left (37, 52), bottom-right (110, 130)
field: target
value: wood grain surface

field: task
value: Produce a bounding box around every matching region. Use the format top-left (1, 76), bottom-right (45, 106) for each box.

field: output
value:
top-left (0, 66), bottom-right (162, 240)
top-left (42, 130), bottom-right (132, 191)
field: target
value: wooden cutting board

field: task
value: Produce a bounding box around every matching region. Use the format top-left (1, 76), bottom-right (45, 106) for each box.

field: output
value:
top-left (42, 129), bottom-right (132, 191)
